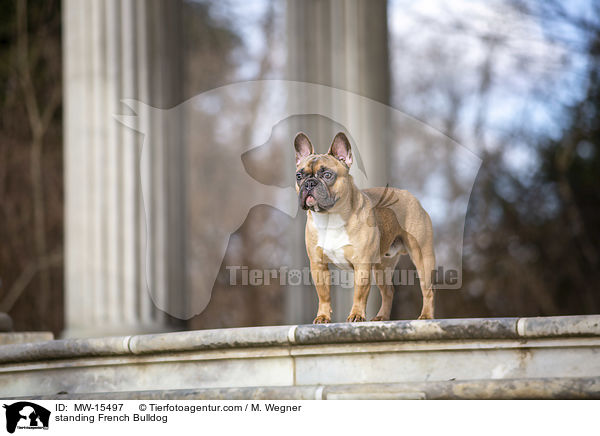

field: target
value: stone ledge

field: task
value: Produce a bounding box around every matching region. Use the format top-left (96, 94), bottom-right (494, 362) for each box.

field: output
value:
top-left (0, 315), bottom-right (599, 364)
top-left (0, 332), bottom-right (53, 345)
top-left (295, 317), bottom-right (520, 344)
top-left (517, 315), bottom-right (600, 337)
top-left (20, 377), bottom-right (600, 400)
top-left (0, 336), bottom-right (130, 364)
top-left (129, 325), bottom-right (292, 355)
top-left (1, 324), bottom-right (598, 398)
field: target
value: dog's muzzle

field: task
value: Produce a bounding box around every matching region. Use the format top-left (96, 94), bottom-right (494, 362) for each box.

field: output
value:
top-left (299, 178), bottom-right (337, 211)
top-left (300, 178), bottom-right (319, 210)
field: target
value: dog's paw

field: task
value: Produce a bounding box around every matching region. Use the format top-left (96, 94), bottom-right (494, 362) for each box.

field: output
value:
top-left (417, 314), bottom-right (433, 320)
top-left (370, 315), bottom-right (388, 321)
top-left (346, 313), bottom-right (366, 322)
top-left (313, 315), bottom-right (331, 324)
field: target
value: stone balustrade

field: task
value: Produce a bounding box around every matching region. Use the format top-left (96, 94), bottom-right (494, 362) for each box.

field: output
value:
top-left (1, 315), bottom-right (599, 399)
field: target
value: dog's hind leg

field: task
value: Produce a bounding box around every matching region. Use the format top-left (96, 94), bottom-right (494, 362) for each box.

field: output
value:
top-left (417, 250), bottom-right (436, 319)
top-left (372, 280), bottom-right (395, 321)
top-left (405, 234), bottom-right (436, 319)
top-left (371, 256), bottom-right (400, 321)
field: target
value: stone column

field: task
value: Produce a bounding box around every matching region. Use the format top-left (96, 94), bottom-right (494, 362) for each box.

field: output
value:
top-left (286, 0), bottom-right (391, 322)
top-left (63, 0), bottom-right (185, 337)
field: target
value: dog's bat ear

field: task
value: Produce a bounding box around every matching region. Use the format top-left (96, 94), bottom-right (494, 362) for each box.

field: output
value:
top-left (294, 132), bottom-right (314, 165)
top-left (328, 132), bottom-right (353, 167)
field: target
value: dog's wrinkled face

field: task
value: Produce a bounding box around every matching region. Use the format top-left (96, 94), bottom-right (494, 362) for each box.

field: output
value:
top-left (294, 132), bottom-right (353, 212)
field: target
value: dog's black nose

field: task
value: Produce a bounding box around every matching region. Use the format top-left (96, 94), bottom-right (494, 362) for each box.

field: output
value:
top-left (305, 178), bottom-right (318, 190)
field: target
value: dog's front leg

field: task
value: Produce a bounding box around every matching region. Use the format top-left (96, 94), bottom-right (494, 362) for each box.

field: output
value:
top-left (310, 261), bottom-right (332, 323)
top-left (347, 265), bottom-right (371, 322)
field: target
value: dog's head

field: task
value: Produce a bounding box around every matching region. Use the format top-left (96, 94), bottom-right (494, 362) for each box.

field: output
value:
top-left (294, 132), bottom-right (353, 212)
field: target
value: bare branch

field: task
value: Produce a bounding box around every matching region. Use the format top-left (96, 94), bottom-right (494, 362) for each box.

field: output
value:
top-left (0, 248), bottom-right (63, 313)
top-left (16, 0), bottom-right (43, 138)
top-left (15, 0), bottom-right (60, 309)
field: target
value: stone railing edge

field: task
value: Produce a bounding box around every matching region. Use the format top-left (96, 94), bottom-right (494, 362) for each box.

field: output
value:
top-left (16, 376), bottom-right (600, 400)
top-left (0, 315), bottom-right (598, 364)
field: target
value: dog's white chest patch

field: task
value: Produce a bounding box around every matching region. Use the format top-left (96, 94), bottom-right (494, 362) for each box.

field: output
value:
top-left (311, 212), bottom-right (351, 267)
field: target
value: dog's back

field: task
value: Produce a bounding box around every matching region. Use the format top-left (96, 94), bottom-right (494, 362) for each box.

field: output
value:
top-left (362, 187), bottom-right (434, 259)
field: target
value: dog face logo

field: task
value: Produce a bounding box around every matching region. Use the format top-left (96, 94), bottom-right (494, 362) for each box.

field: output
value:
top-left (3, 402), bottom-right (50, 433)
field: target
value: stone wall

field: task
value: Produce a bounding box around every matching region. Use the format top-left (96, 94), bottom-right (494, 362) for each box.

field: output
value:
top-left (1, 315), bottom-right (599, 399)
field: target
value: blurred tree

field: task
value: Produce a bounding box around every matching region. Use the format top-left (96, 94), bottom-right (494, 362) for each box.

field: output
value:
top-left (387, 0), bottom-right (600, 319)
top-left (0, 0), bottom-right (63, 334)
top-left (186, 0), bottom-right (284, 329)
top-left (3, 0), bottom-right (599, 335)
top-left (182, 0), bottom-right (242, 97)
top-left (0, 0), bottom-right (245, 335)
top-left (445, 1), bottom-right (600, 317)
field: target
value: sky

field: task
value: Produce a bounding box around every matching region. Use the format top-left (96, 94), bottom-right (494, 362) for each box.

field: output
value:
top-left (191, 0), bottom-right (594, 180)
top-left (387, 0), bottom-right (592, 154)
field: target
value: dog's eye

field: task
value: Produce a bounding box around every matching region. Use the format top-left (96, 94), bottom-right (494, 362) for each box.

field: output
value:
top-left (296, 172), bottom-right (303, 181)
top-left (323, 171), bottom-right (333, 179)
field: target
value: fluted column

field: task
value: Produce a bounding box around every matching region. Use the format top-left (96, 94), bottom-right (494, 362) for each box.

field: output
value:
top-left (63, 0), bottom-right (184, 337)
top-left (286, 0), bottom-right (391, 322)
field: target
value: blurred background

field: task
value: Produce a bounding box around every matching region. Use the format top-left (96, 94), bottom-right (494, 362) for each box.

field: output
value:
top-left (0, 0), bottom-right (599, 338)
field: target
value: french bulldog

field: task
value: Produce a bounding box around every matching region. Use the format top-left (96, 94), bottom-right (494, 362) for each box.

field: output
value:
top-left (294, 132), bottom-right (436, 323)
